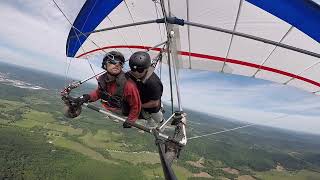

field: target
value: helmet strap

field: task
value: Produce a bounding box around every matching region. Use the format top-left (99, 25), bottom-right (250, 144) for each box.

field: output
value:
top-left (106, 72), bottom-right (118, 81)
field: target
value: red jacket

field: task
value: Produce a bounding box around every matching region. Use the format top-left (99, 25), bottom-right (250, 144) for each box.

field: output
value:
top-left (88, 78), bottom-right (141, 122)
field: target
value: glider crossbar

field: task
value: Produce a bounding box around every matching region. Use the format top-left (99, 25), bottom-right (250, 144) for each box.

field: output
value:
top-left (82, 103), bottom-right (190, 145)
top-left (72, 17), bottom-right (320, 60)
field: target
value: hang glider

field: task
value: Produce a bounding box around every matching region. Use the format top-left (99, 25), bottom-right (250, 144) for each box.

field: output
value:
top-left (55, 0), bottom-right (320, 179)
top-left (60, 0), bottom-right (320, 95)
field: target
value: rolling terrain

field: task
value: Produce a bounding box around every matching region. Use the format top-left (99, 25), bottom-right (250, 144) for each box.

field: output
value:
top-left (1, 62), bottom-right (320, 179)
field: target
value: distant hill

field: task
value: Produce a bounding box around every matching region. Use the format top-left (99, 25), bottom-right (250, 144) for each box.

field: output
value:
top-left (1, 61), bottom-right (320, 179)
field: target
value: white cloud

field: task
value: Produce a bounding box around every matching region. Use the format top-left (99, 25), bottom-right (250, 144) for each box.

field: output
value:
top-left (157, 67), bottom-right (320, 134)
top-left (0, 2), bottom-right (66, 60)
top-left (0, 1), bottom-right (102, 80)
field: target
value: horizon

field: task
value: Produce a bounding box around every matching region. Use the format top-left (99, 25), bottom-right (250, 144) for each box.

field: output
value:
top-left (0, 1), bottom-right (320, 135)
top-left (1, 61), bottom-right (320, 136)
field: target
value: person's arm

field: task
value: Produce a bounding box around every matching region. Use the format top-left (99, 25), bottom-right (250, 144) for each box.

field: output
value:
top-left (73, 87), bottom-right (100, 105)
top-left (142, 99), bottom-right (160, 108)
top-left (88, 87), bottom-right (101, 102)
top-left (142, 78), bottom-right (163, 108)
top-left (124, 81), bottom-right (141, 123)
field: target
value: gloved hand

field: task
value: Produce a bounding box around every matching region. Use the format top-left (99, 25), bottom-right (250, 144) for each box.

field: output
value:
top-left (122, 120), bottom-right (132, 128)
top-left (72, 94), bottom-right (91, 106)
top-left (63, 104), bottom-right (82, 118)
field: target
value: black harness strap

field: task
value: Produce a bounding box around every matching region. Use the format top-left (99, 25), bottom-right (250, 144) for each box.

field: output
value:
top-left (97, 72), bottom-right (128, 109)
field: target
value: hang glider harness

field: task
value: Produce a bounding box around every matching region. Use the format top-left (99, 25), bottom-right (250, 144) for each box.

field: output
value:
top-left (61, 45), bottom-right (187, 180)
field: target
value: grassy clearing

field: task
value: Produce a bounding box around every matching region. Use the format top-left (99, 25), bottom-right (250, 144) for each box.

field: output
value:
top-left (143, 167), bottom-right (163, 179)
top-left (254, 169), bottom-right (320, 180)
top-left (79, 130), bottom-right (124, 149)
top-left (14, 110), bottom-right (55, 128)
top-left (14, 110), bottom-right (82, 135)
top-left (22, 96), bottom-right (50, 105)
top-left (95, 129), bottom-right (122, 141)
top-left (46, 130), bottom-right (63, 137)
top-left (143, 165), bottom-right (193, 180)
top-left (46, 123), bottom-right (83, 135)
top-left (52, 137), bottom-right (117, 164)
top-left (79, 132), bottom-right (107, 149)
top-left (0, 119), bottom-right (10, 124)
top-left (0, 99), bottom-right (26, 121)
top-left (0, 99), bottom-right (25, 110)
top-left (173, 165), bottom-right (195, 179)
top-left (109, 151), bottom-right (160, 165)
top-left (24, 110), bottom-right (56, 123)
top-left (14, 118), bottom-right (44, 128)
top-left (0, 125), bottom-right (144, 180)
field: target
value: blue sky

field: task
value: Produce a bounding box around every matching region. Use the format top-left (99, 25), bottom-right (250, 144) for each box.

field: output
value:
top-left (0, 0), bottom-right (320, 134)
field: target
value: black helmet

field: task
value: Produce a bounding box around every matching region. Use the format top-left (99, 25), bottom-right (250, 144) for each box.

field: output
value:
top-left (129, 51), bottom-right (151, 71)
top-left (101, 51), bottom-right (125, 69)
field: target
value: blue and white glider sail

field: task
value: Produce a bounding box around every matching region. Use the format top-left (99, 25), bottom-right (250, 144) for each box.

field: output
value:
top-left (58, 0), bottom-right (320, 94)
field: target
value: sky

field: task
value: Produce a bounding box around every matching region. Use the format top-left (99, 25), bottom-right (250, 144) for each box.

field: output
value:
top-left (0, 0), bottom-right (320, 135)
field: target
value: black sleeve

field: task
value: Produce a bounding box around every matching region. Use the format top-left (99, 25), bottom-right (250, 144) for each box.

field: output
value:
top-left (147, 80), bottom-right (163, 100)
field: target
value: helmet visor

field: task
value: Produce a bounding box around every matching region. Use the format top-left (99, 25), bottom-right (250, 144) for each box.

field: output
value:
top-left (107, 58), bottom-right (124, 66)
top-left (130, 67), bottom-right (145, 73)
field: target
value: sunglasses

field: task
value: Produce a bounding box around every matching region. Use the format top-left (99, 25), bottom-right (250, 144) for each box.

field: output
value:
top-left (131, 68), bottom-right (145, 73)
top-left (107, 59), bottom-right (123, 66)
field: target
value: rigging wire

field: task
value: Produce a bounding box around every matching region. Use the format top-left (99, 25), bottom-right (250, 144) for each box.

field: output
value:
top-left (160, 0), bottom-right (174, 113)
top-left (284, 59), bottom-right (320, 85)
top-left (123, 0), bottom-right (144, 46)
top-left (52, 0), bottom-right (118, 59)
top-left (52, 0), bottom-right (121, 81)
top-left (188, 113), bottom-right (320, 172)
top-left (186, 0), bottom-right (192, 69)
top-left (188, 114), bottom-right (290, 140)
top-left (171, 40), bottom-right (183, 111)
top-left (64, 40), bottom-right (72, 85)
top-left (78, 0), bottom-right (120, 55)
top-left (313, 89), bottom-right (320, 94)
top-left (165, 0), bottom-right (183, 111)
top-left (221, 0), bottom-right (243, 73)
top-left (107, 16), bottom-right (134, 54)
top-left (52, 0), bottom-right (89, 54)
top-left (188, 124), bottom-right (255, 140)
top-left (268, 143), bottom-right (320, 173)
top-left (167, 0), bottom-right (172, 17)
top-left (52, 0), bottom-right (95, 74)
top-left (153, 1), bottom-right (164, 42)
top-left (80, 0), bottom-right (98, 31)
top-left (52, 0), bottom-right (96, 78)
top-left (71, 21), bottom-right (98, 77)
top-left (252, 26), bottom-right (294, 77)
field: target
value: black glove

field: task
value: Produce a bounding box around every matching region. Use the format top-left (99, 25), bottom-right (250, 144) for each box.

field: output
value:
top-left (72, 94), bottom-right (91, 106)
top-left (123, 120), bottom-right (132, 128)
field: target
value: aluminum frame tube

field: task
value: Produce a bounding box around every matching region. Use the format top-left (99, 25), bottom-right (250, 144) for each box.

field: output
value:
top-left (70, 19), bottom-right (159, 39)
top-left (184, 20), bottom-right (320, 59)
top-left (83, 103), bottom-right (178, 143)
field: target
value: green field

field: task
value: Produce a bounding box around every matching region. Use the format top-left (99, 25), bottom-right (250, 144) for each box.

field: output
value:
top-left (109, 151), bottom-right (160, 164)
top-left (79, 130), bottom-right (124, 149)
top-left (0, 125), bottom-right (144, 180)
top-left (52, 136), bottom-right (117, 164)
top-left (1, 65), bottom-right (320, 180)
top-left (255, 170), bottom-right (320, 180)
top-left (143, 165), bottom-right (193, 179)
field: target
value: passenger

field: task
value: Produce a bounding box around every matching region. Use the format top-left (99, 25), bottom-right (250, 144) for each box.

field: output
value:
top-left (70, 51), bottom-right (141, 128)
top-left (127, 51), bottom-right (164, 128)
